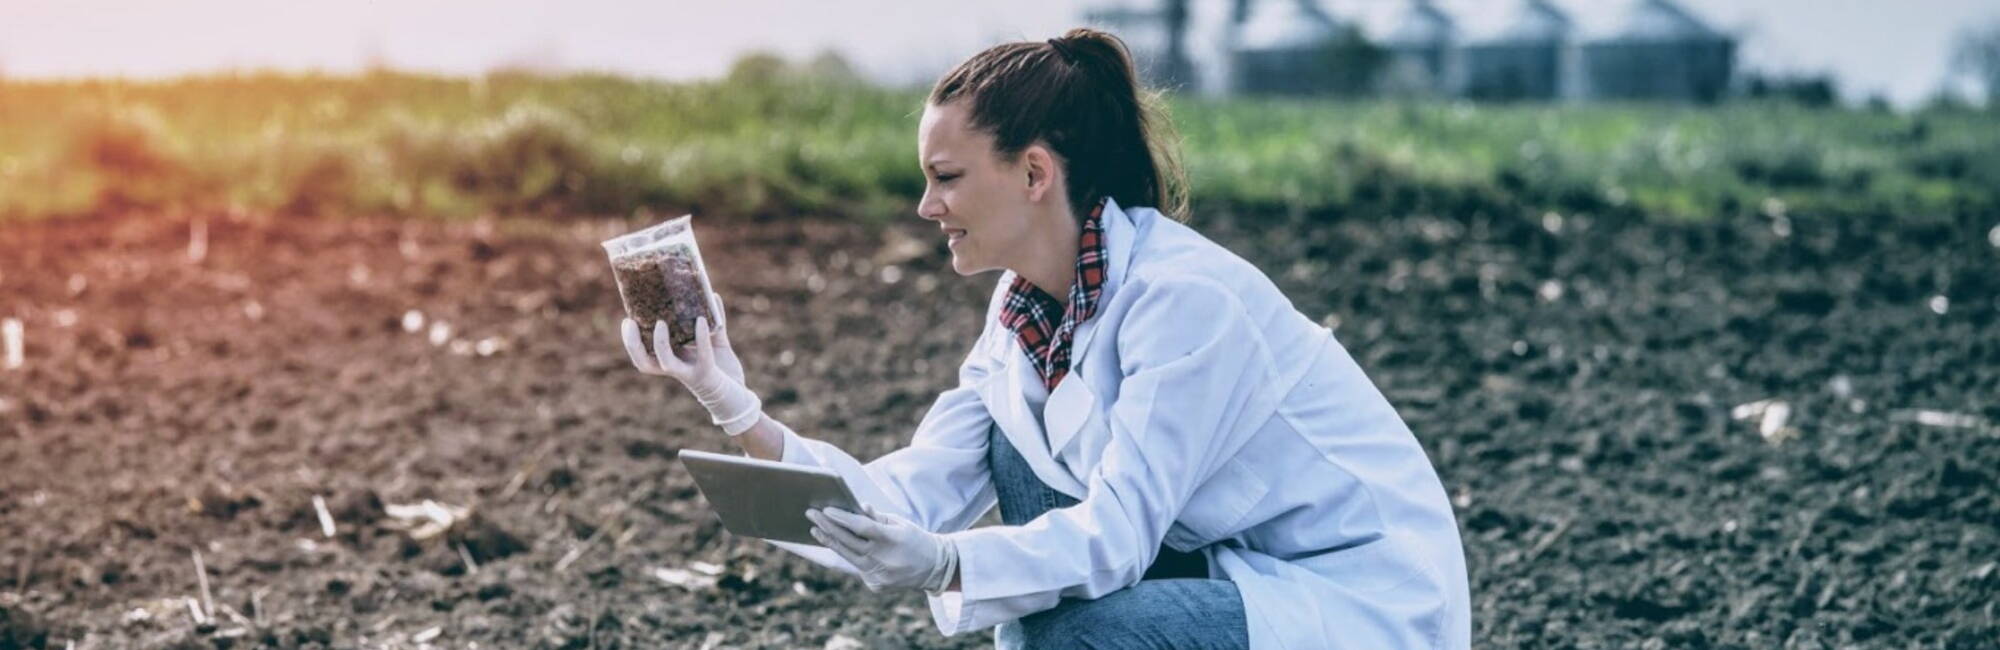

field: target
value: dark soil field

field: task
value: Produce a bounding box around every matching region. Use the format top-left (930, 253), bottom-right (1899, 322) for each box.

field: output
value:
top-left (1, 204), bottom-right (1995, 648)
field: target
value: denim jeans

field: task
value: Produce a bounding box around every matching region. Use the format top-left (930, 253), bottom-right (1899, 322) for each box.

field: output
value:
top-left (986, 424), bottom-right (1250, 650)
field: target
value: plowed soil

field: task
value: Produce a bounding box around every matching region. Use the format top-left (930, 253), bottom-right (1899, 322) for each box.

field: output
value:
top-left (1, 205), bottom-right (1995, 648)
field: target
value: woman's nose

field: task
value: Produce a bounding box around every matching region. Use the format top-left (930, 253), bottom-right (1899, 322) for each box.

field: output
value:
top-left (916, 190), bottom-right (945, 221)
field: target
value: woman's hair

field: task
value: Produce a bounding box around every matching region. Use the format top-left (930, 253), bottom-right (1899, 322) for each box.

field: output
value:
top-left (928, 28), bottom-right (1188, 222)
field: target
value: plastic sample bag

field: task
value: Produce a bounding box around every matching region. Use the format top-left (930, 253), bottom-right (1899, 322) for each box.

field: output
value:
top-left (602, 215), bottom-right (718, 356)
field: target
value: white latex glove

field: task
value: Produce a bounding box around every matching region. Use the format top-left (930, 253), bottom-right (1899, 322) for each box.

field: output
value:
top-left (620, 309), bottom-right (762, 435)
top-left (704, 292), bottom-right (746, 386)
top-left (620, 292), bottom-right (743, 383)
top-left (808, 504), bottom-right (958, 593)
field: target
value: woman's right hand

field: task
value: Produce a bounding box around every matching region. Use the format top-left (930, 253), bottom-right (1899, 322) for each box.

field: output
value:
top-left (704, 293), bottom-right (747, 386)
top-left (620, 303), bottom-right (763, 436)
top-left (621, 293), bottom-right (744, 386)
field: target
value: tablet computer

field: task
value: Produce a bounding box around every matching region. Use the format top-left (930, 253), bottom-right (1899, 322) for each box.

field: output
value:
top-left (677, 449), bottom-right (862, 545)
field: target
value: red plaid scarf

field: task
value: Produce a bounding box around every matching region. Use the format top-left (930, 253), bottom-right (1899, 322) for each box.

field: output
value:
top-left (998, 199), bottom-right (1108, 392)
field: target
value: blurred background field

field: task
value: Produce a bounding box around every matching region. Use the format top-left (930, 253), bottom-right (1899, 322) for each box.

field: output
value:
top-left (5, 60), bottom-right (1999, 226)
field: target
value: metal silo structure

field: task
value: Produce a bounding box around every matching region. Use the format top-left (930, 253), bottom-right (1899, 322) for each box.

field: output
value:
top-left (1460, 0), bottom-right (1574, 102)
top-left (1379, 0), bottom-right (1459, 96)
top-left (1230, 0), bottom-right (1380, 96)
top-left (1581, 0), bottom-right (1735, 102)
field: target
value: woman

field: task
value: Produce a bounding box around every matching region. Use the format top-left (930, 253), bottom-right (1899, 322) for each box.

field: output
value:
top-left (621, 29), bottom-right (1470, 650)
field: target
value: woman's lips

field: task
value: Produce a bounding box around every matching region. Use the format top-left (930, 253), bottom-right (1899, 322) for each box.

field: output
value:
top-left (944, 228), bottom-right (967, 246)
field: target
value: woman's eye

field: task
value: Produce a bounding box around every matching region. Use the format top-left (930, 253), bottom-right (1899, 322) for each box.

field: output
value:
top-left (935, 173), bottom-right (959, 183)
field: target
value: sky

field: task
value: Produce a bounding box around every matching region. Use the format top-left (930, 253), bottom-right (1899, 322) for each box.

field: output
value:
top-left (1, 0), bottom-right (1994, 107)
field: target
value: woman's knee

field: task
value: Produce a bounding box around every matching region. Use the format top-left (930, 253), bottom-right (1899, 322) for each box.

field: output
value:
top-left (1008, 579), bottom-right (1248, 650)
top-left (1014, 600), bottom-right (1124, 650)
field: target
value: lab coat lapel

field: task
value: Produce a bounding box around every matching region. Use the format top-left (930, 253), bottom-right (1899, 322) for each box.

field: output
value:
top-left (1041, 370), bottom-right (1097, 462)
top-left (974, 329), bottom-right (1089, 499)
top-left (1066, 197), bottom-right (1139, 373)
top-left (1046, 197), bottom-right (1140, 463)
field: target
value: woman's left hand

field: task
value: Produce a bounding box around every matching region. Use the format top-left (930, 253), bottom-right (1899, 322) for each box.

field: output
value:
top-left (808, 505), bottom-right (956, 593)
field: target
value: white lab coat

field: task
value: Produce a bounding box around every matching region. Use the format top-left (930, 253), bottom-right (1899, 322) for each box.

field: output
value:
top-left (767, 198), bottom-right (1471, 650)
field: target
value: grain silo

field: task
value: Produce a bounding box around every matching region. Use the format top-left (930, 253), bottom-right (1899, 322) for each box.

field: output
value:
top-left (1379, 0), bottom-right (1458, 96)
top-left (1230, 0), bottom-right (1380, 96)
top-left (1580, 0), bottom-right (1735, 102)
top-left (1460, 0), bottom-right (1574, 101)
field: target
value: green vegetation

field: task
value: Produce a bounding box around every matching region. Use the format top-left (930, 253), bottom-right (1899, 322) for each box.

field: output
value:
top-left (2, 61), bottom-right (1996, 223)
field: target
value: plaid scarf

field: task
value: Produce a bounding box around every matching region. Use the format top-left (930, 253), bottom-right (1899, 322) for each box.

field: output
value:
top-left (997, 198), bottom-right (1108, 392)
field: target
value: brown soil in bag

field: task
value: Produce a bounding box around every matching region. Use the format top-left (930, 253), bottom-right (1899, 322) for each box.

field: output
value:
top-left (612, 244), bottom-right (712, 356)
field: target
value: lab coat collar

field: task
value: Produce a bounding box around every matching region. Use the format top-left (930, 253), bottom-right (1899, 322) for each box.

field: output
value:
top-left (1040, 196), bottom-right (1136, 466)
top-left (1066, 196), bottom-right (1141, 374)
top-left (1043, 197), bottom-right (1142, 468)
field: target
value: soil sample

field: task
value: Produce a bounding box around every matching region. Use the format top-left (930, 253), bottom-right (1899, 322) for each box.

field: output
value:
top-left (603, 216), bottom-right (716, 358)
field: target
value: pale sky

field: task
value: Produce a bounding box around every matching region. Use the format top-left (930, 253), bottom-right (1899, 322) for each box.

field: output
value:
top-left (1, 0), bottom-right (1994, 107)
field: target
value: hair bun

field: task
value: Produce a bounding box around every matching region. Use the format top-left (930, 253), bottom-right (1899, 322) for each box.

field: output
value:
top-left (1046, 37), bottom-right (1080, 64)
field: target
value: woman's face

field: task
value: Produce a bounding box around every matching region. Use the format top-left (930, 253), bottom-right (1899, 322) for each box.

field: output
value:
top-left (915, 101), bottom-right (1038, 276)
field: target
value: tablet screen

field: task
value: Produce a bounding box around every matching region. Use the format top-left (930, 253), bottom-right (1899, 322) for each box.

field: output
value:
top-left (678, 449), bottom-right (862, 545)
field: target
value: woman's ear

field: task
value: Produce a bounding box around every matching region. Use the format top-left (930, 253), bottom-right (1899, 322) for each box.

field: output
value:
top-left (1022, 144), bottom-right (1061, 203)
